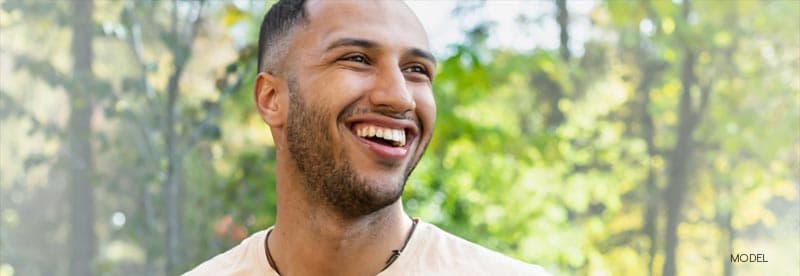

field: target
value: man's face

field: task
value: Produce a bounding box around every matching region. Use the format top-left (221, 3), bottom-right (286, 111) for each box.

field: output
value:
top-left (282, 0), bottom-right (436, 217)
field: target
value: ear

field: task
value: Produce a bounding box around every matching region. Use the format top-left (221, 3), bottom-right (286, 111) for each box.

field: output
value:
top-left (254, 72), bottom-right (288, 128)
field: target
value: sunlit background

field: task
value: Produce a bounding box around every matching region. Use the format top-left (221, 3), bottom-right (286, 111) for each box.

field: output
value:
top-left (1, 0), bottom-right (798, 275)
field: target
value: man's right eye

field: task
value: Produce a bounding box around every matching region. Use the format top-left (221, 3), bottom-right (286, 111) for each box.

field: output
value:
top-left (341, 54), bottom-right (368, 64)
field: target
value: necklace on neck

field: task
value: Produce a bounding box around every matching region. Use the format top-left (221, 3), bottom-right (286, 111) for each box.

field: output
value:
top-left (264, 218), bottom-right (419, 275)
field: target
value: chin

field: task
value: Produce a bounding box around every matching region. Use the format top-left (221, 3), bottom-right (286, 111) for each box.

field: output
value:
top-left (362, 173), bottom-right (406, 200)
top-left (337, 174), bottom-right (406, 218)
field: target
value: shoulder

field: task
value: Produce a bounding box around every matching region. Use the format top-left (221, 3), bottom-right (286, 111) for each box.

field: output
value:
top-left (386, 221), bottom-right (550, 276)
top-left (183, 229), bottom-right (275, 276)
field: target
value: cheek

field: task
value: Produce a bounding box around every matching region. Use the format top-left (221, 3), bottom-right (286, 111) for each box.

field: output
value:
top-left (308, 71), bottom-right (370, 109)
top-left (414, 89), bottom-right (436, 136)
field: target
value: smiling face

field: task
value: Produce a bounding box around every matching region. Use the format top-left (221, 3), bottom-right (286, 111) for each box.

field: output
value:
top-left (260, 0), bottom-right (436, 218)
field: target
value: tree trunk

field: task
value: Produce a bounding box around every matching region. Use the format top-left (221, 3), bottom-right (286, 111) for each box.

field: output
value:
top-left (662, 50), bottom-right (696, 276)
top-left (723, 213), bottom-right (734, 276)
top-left (556, 0), bottom-right (570, 61)
top-left (637, 3), bottom-right (663, 274)
top-left (530, 0), bottom-right (568, 130)
top-left (68, 0), bottom-right (95, 275)
top-left (121, 5), bottom-right (160, 273)
top-left (164, 2), bottom-right (181, 273)
top-left (662, 2), bottom-right (698, 273)
top-left (164, 1), bottom-right (201, 272)
top-left (638, 60), bottom-right (659, 276)
top-left (164, 61), bottom-right (185, 275)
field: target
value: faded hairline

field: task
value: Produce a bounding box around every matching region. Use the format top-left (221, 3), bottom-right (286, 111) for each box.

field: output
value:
top-left (258, 0), bottom-right (309, 75)
top-left (261, 31), bottom-right (297, 75)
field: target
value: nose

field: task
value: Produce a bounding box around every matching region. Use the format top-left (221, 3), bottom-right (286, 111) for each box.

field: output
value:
top-left (369, 65), bottom-right (415, 114)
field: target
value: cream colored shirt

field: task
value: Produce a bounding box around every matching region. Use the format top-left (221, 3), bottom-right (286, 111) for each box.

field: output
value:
top-left (185, 221), bottom-right (550, 275)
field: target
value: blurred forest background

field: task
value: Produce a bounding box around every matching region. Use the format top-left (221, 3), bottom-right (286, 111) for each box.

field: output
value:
top-left (1, 0), bottom-right (798, 275)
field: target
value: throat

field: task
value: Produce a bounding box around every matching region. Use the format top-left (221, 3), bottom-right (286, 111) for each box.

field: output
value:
top-left (268, 210), bottom-right (415, 275)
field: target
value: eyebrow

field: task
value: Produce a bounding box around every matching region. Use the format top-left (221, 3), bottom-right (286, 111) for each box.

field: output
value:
top-left (409, 48), bottom-right (437, 67)
top-left (326, 38), bottom-right (437, 67)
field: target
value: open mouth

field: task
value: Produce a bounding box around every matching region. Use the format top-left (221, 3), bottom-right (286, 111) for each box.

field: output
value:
top-left (344, 114), bottom-right (419, 160)
top-left (354, 125), bottom-right (406, 147)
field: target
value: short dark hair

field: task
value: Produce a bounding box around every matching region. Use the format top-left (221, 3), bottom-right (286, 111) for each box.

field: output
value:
top-left (258, 0), bottom-right (308, 73)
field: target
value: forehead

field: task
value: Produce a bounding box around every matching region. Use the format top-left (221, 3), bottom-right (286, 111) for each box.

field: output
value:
top-left (295, 0), bottom-right (430, 54)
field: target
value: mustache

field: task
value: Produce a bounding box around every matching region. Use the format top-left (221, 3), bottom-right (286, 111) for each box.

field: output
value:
top-left (339, 106), bottom-right (420, 127)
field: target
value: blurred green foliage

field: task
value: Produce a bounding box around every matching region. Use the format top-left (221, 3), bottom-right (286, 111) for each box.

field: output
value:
top-left (0, 1), bottom-right (798, 275)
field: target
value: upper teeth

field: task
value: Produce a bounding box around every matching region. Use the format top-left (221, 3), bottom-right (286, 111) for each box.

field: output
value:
top-left (356, 125), bottom-right (406, 146)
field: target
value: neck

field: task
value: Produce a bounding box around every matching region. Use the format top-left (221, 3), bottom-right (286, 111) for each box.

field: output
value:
top-left (269, 163), bottom-right (413, 275)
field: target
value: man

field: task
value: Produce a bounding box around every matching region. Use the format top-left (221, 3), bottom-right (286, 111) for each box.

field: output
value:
top-left (187, 0), bottom-right (549, 275)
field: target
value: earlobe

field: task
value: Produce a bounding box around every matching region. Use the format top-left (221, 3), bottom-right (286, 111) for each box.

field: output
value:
top-left (254, 72), bottom-right (287, 127)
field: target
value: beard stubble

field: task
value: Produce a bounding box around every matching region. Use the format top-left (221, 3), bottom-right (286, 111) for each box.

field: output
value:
top-left (284, 79), bottom-right (416, 219)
